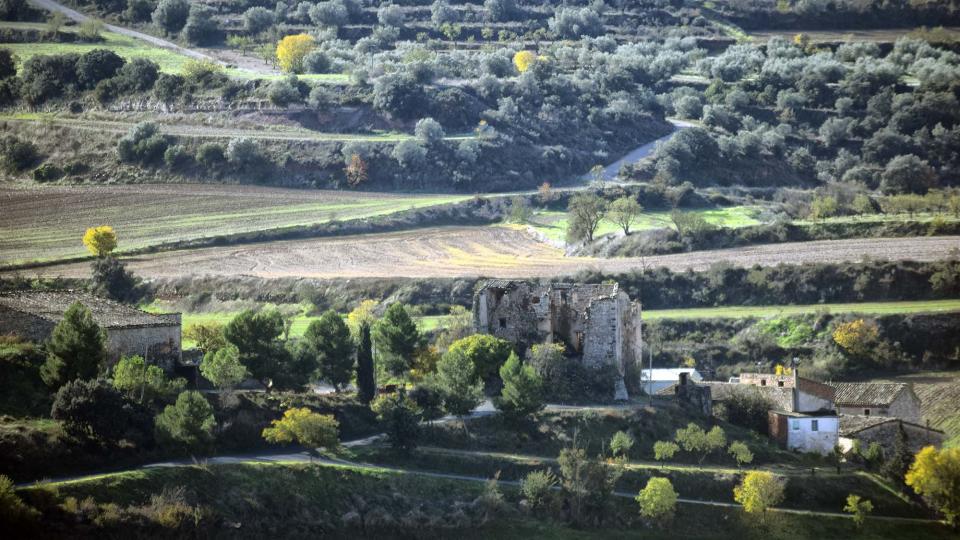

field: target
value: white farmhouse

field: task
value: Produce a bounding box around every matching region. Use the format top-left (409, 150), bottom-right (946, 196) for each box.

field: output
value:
top-left (769, 410), bottom-right (839, 454)
top-left (641, 368), bottom-right (702, 395)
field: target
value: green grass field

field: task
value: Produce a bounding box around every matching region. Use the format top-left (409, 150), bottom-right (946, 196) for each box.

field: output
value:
top-left (1, 27), bottom-right (196, 73)
top-left (644, 299), bottom-right (960, 320)
top-left (0, 185), bottom-right (470, 265)
top-left (0, 22), bottom-right (351, 82)
top-left (524, 206), bottom-right (762, 243)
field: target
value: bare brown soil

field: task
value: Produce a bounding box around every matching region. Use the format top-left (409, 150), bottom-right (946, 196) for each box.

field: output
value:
top-left (16, 226), bottom-right (960, 280)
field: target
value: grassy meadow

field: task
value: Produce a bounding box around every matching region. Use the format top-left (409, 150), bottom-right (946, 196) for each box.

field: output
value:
top-left (524, 206), bottom-right (763, 243)
top-left (644, 299), bottom-right (960, 320)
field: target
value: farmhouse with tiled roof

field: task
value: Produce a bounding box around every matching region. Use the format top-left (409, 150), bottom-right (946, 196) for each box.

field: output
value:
top-left (832, 382), bottom-right (922, 423)
top-left (838, 415), bottom-right (944, 454)
top-left (0, 290), bottom-right (181, 369)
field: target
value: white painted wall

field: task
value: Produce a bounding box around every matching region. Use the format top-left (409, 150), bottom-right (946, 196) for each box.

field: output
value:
top-left (787, 416), bottom-right (838, 455)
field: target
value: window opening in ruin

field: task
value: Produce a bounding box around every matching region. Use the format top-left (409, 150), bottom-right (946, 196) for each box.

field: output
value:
top-left (576, 331), bottom-right (584, 351)
top-left (498, 318), bottom-right (507, 329)
top-left (864, 409), bottom-right (870, 415)
top-left (777, 381), bottom-right (784, 387)
top-left (531, 297), bottom-right (540, 304)
top-left (811, 419), bottom-right (819, 432)
top-left (761, 379), bottom-right (767, 386)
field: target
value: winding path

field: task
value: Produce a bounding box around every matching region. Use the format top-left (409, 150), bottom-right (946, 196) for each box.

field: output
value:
top-left (581, 119), bottom-right (695, 182)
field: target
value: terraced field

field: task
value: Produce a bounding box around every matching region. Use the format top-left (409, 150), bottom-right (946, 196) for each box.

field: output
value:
top-left (0, 184), bottom-right (469, 264)
top-left (526, 206), bottom-right (763, 243)
top-left (0, 113), bottom-right (474, 143)
top-left (17, 226), bottom-right (960, 280)
top-left (645, 299), bottom-right (960, 320)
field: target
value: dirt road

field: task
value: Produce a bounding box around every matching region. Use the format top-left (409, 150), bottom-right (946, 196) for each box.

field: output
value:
top-left (18, 227), bottom-right (960, 280)
top-left (28, 0), bottom-right (217, 62)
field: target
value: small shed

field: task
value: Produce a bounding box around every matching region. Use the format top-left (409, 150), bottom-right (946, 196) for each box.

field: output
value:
top-left (833, 382), bottom-right (922, 423)
top-left (768, 409), bottom-right (839, 455)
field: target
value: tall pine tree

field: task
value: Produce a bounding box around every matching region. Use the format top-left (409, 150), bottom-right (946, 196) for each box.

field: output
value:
top-left (303, 310), bottom-right (355, 391)
top-left (41, 302), bottom-right (107, 388)
top-left (356, 321), bottom-right (376, 403)
top-left (372, 303), bottom-right (421, 378)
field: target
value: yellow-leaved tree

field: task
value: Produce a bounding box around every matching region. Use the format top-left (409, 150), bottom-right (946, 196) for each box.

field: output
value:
top-left (262, 407), bottom-right (339, 449)
top-left (513, 50), bottom-right (537, 73)
top-left (276, 33), bottom-right (316, 73)
top-left (82, 226), bottom-right (117, 257)
top-left (733, 471), bottom-right (785, 523)
top-left (832, 319), bottom-right (879, 357)
top-left (905, 446), bottom-right (960, 527)
top-left (347, 299), bottom-right (378, 334)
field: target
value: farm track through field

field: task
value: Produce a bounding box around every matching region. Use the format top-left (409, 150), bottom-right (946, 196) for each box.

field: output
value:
top-left (14, 227), bottom-right (960, 280)
top-left (0, 114), bottom-right (474, 142)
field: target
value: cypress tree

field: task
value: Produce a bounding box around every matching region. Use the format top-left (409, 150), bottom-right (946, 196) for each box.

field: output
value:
top-left (41, 302), bottom-right (107, 388)
top-left (356, 321), bottom-right (376, 403)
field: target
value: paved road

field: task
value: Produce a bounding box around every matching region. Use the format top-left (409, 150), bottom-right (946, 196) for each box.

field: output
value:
top-left (580, 119), bottom-right (695, 183)
top-left (29, 0), bottom-right (216, 63)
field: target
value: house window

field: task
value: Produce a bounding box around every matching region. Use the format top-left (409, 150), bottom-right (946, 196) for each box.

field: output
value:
top-left (811, 420), bottom-right (819, 432)
top-left (791, 420), bottom-right (800, 431)
top-left (777, 381), bottom-right (784, 387)
top-left (760, 379), bottom-right (767, 386)
top-left (864, 409), bottom-right (870, 416)
top-left (498, 318), bottom-right (507, 329)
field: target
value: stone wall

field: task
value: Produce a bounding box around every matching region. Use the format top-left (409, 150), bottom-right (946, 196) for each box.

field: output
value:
top-left (106, 324), bottom-right (182, 370)
top-left (837, 391), bottom-right (922, 423)
top-left (841, 420), bottom-right (943, 454)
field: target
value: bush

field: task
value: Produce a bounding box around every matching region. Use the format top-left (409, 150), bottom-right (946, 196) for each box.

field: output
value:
top-left (153, 73), bottom-right (184, 103)
top-left (195, 142), bottom-right (225, 166)
top-left (19, 53), bottom-right (79, 105)
top-left (302, 50), bottom-right (330, 74)
top-left (484, 0), bottom-right (516, 22)
top-left (75, 49), bottom-right (125, 90)
top-left (243, 6), bottom-right (274, 35)
top-left (520, 469), bottom-right (557, 507)
top-left (0, 136), bottom-right (38, 172)
top-left (181, 4), bottom-right (219, 46)
top-left (117, 122), bottom-right (170, 165)
top-left (51, 379), bottom-right (154, 445)
top-left (0, 474), bottom-right (39, 526)
top-left (226, 137), bottom-right (269, 173)
top-left (267, 76), bottom-right (302, 107)
top-left (152, 0), bottom-right (190, 35)
top-left (372, 73), bottom-right (427, 120)
top-left (309, 0), bottom-right (349, 28)
top-left (377, 4), bottom-right (405, 27)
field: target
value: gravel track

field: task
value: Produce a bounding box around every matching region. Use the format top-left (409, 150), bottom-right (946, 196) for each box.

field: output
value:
top-left (17, 227), bottom-right (960, 280)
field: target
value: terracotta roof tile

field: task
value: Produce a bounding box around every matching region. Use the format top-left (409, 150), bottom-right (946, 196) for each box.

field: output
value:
top-left (833, 382), bottom-right (909, 407)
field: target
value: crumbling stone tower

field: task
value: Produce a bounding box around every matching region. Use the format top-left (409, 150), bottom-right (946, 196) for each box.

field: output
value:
top-left (472, 280), bottom-right (641, 400)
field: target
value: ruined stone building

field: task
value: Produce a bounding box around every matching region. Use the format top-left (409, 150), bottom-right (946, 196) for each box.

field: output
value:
top-left (0, 291), bottom-right (181, 370)
top-left (832, 382), bottom-right (922, 422)
top-left (472, 280), bottom-right (641, 400)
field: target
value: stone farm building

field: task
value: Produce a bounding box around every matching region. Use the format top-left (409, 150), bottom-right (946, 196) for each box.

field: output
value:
top-left (832, 382), bottom-right (922, 423)
top-left (838, 415), bottom-right (944, 454)
top-left (0, 290), bottom-right (181, 369)
top-left (472, 280), bottom-right (641, 400)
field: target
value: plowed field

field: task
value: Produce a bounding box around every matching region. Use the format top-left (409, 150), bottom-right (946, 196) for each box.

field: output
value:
top-left (17, 226), bottom-right (960, 280)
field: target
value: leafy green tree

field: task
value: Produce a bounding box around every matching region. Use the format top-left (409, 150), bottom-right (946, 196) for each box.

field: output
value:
top-left (447, 334), bottom-right (514, 385)
top-left (670, 210), bottom-right (716, 242)
top-left (843, 494), bottom-right (873, 528)
top-left (262, 407), bottom-right (339, 449)
top-left (41, 302), bottom-right (107, 388)
top-left (51, 379), bottom-right (153, 445)
top-left (610, 430), bottom-right (634, 459)
top-left (435, 347), bottom-right (484, 429)
top-left (653, 440), bottom-right (679, 467)
top-left (558, 444), bottom-right (622, 526)
top-left (734, 471), bottom-right (786, 523)
top-left (224, 309), bottom-right (288, 387)
top-left (608, 197), bottom-right (642, 235)
top-left (728, 441), bottom-right (754, 468)
top-left (371, 391), bottom-right (421, 453)
top-left (356, 321), bottom-right (376, 403)
top-left (636, 477), bottom-right (677, 526)
top-left (566, 193), bottom-right (606, 243)
top-left (152, 0), bottom-right (190, 34)
top-left (372, 303), bottom-right (422, 378)
top-left (155, 390), bottom-right (216, 452)
top-left (303, 310), bottom-right (355, 390)
top-left (674, 423), bottom-right (726, 464)
top-left (112, 355), bottom-right (185, 404)
top-left (90, 256), bottom-right (141, 303)
top-left (183, 322), bottom-right (226, 354)
top-left (494, 352), bottom-right (544, 421)
top-left (200, 345), bottom-right (248, 390)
